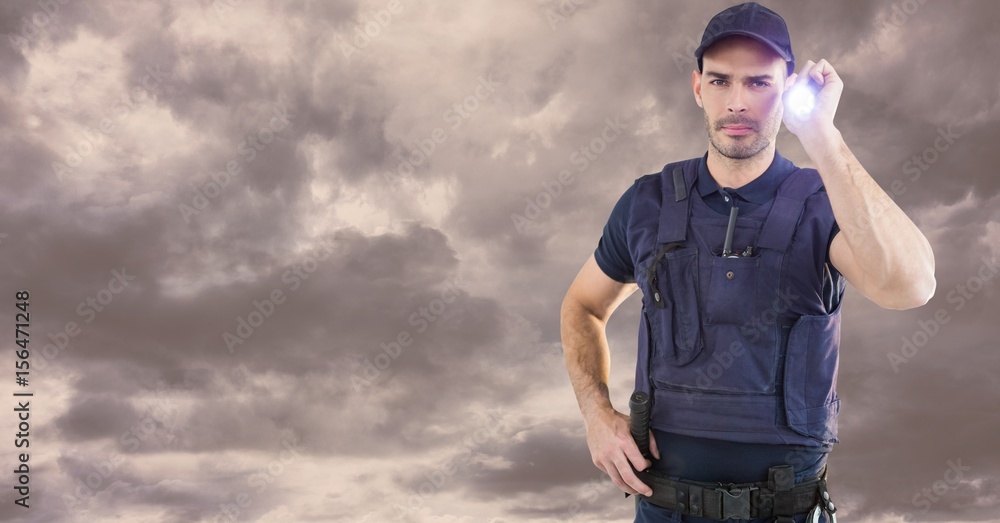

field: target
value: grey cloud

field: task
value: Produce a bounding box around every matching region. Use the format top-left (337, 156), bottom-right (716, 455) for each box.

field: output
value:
top-left (2, 1), bottom-right (998, 521)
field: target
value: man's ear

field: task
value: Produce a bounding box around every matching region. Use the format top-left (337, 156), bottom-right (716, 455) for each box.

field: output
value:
top-left (692, 70), bottom-right (703, 108)
top-left (784, 72), bottom-right (798, 92)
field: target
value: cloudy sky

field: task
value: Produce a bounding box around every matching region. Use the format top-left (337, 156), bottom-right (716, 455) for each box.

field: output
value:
top-left (0, 0), bottom-right (998, 521)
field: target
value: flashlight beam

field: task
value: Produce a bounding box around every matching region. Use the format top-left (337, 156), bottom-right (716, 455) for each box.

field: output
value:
top-left (787, 78), bottom-right (819, 117)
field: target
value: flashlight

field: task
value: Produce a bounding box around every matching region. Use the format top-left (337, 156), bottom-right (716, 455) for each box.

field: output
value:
top-left (786, 77), bottom-right (819, 118)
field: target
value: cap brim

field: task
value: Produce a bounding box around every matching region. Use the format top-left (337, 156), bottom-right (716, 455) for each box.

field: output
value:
top-left (694, 30), bottom-right (792, 63)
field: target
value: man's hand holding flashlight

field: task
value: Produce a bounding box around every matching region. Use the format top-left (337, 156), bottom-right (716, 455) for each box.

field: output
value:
top-left (782, 59), bottom-right (844, 144)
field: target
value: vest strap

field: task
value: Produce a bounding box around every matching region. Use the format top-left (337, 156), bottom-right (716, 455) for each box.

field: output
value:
top-left (756, 169), bottom-right (824, 252)
top-left (657, 159), bottom-right (699, 244)
top-left (673, 167), bottom-right (687, 202)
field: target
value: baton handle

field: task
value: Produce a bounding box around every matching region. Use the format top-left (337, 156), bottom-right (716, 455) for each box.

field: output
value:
top-left (628, 391), bottom-right (652, 460)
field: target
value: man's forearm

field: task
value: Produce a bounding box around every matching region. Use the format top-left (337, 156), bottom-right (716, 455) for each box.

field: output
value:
top-left (800, 126), bottom-right (936, 304)
top-left (561, 300), bottom-right (616, 425)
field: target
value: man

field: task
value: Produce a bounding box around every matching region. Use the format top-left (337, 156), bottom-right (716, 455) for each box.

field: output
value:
top-left (560, 3), bottom-right (936, 522)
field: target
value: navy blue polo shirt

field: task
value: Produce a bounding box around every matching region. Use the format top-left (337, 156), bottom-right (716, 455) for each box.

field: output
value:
top-left (595, 150), bottom-right (840, 283)
top-left (594, 150), bottom-right (838, 482)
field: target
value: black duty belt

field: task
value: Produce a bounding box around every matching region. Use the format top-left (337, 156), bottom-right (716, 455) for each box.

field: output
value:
top-left (628, 463), bottom-right (835, 522)
top-left (624, 392), bottom-right (838, 521)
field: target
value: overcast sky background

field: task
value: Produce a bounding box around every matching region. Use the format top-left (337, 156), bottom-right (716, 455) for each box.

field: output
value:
top-left (0, 0), bottom-right (998, 522)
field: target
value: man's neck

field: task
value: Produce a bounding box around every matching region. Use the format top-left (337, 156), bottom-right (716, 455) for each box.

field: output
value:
top-left (705, 143), bottom-right (776, 189)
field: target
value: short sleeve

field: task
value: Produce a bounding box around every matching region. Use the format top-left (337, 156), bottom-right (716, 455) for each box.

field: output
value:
top-left (826, 220), bottom-right (840, 268)
top-left (824, 219), bottom-right (845, 313)
top-left (594, 184), bottom-right (636, 284)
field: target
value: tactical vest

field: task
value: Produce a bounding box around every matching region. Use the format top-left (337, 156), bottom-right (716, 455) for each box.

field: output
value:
top-left (627, 157), bottom-right (844, 446)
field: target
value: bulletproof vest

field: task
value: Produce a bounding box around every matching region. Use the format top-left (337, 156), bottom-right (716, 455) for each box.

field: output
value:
top-left (627, 157), bottom-right (844, 446)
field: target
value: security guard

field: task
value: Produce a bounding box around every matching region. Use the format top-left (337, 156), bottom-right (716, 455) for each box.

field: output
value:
top-left (560, 3), bottom-right (936, 522)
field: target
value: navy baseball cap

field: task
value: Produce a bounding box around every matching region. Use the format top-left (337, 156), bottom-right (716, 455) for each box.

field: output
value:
top-left (694, 2), bottom-right (795, 76)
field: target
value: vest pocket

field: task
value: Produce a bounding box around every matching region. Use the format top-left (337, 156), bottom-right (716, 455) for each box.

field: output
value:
top-left (643, 245), bottom-right (703, 366)
top-left (704, 255), bottom-right (760, 325)
top-left (782, 304), bottom-right (842, 444)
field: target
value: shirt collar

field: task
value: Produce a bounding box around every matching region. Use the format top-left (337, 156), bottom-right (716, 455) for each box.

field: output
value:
top-left (696, 150), bottom-right (795, 205)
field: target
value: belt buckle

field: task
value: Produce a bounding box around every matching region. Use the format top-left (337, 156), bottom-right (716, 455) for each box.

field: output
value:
top-left (717, 483), bottom-right (755, 520)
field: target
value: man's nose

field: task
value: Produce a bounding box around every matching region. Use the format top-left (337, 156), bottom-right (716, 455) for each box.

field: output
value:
top-left (726, 85), bottom-right (748, 113)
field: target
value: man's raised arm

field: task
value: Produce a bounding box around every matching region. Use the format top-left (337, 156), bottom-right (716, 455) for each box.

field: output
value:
top-left (784, 59), bottom-right (937, 310)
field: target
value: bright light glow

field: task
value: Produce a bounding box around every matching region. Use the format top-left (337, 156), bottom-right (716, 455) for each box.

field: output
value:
top-left (786, 82), bottom-right (816, 117)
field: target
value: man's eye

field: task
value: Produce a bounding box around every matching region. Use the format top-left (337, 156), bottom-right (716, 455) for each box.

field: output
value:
top-left (710, 79), bottom-right (726, 86)
top-left (752, 81), bottom-right (770, 88)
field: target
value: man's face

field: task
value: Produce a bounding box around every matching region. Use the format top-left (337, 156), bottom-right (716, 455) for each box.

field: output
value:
top-left (693, 36), bottom-right (788, 160)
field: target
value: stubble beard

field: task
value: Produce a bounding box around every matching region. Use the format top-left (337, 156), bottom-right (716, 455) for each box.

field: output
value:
top-left (704, 111), bottom-right (777, 160)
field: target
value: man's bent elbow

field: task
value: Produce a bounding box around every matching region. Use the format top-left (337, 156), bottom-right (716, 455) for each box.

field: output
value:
top-left (917, 274), bottom-right (937, 307)
top-left (877, 273), bottom-right (936, 310)
top-left (562, 291), bottom-right (603, 324)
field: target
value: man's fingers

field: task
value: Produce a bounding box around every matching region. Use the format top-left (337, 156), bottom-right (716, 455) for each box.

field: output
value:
top-left (604, 458), bottom-right (639, 495)
top-left (622, 434), bottom-right (652, 472)
top-left (799, 59), bottom-right (835, 89)
top-left (810, 62), bottom-right (825, 84)
top-left (797, 60), bottom-right (816, 85)
top-left (614, 455), bottom-right (653, 496)
top-left (617, 432), bottom-right (653, 495)
top-left (814, 59), bottom-right (834, 77)
top-left (648, 429), bottom-right (660, 460)
top-left (816, 59), bottom-right (843, 88)
top-left (798, 59), bottom-right (841, 88)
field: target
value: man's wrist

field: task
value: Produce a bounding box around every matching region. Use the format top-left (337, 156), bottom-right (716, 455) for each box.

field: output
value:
top-left (581, 397), bottom-right (616, 426)
top-left (798, 123), bottom-right (843, 159)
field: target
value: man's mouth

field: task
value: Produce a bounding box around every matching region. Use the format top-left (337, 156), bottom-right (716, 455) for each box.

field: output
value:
top-left (721, 125), bottom-right (753, 136)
